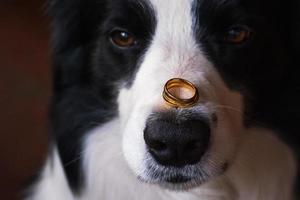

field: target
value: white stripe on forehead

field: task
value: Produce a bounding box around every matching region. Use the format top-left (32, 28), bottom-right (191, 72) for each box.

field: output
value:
top-left (141, 0), bottom-right (206, 82)
top-left (148, 0), bottom-right (196, 46)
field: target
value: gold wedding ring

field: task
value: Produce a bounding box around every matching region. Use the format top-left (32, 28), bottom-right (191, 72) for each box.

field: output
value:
top-left (163, 78), bottom-right (199, 108)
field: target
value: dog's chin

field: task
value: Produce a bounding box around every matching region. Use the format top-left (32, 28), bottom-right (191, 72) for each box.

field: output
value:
top-left (138, 173), bottom-right (210, 191)
top-left (137, 163), bottom-right (228, 191)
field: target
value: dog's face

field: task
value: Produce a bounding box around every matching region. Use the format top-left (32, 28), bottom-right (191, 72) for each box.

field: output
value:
top-left (50, 0), bottom-right (298, 191)
top-left (90, 0), bottom-right (294, 189)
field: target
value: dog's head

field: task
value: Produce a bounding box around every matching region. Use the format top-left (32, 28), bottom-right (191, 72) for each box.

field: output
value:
top-left (49, 0), bottom-right (300, 190)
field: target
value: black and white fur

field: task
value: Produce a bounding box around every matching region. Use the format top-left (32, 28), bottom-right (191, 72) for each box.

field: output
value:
top-left (27, 0), bottom-right (300, 199)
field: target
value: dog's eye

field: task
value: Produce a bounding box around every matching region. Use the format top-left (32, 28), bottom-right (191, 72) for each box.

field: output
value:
top-left (225, 26), bottom-right (252, 44)
top-left (110, 30), bottom-right (137, 48)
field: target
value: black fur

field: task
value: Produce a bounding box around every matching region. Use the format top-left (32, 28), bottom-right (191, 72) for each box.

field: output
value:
top-left (193, 0), bottom-right (300, 145)
top-left (48, 0), bottom-right (156, 193)
top-left (47, 0), bottom-right (300, 195)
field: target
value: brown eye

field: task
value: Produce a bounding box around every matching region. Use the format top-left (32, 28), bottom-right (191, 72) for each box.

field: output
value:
top-left (110, 30), bottom-right (137, 47)
top-left (225, 26), bottom-right (252, 44)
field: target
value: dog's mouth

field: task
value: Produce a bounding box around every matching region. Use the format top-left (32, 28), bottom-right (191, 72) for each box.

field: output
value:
top-left (138, 173), bottom-right (197, 190)
top-left (165, 175), bottom-right (191, 183)
top-left (138, 170), bottom-right (208, 190)
top-left (137, 155), bottom-right (229, 190)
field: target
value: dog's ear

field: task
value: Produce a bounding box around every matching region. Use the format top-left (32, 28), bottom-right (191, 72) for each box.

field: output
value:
top-left (47, 0), bottom-right (106, 91)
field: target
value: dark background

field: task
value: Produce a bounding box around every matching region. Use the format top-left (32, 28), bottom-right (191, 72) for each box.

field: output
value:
top-left (0, 0), bottom-right (50, 199)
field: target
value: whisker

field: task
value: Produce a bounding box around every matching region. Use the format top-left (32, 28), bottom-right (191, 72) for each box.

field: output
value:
top-left (212, 104), bottom-right (243, 114)
top-left (64, 149), bottom-right (89, 167)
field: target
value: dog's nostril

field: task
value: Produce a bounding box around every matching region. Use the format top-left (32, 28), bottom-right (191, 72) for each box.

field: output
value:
top-left (149, 140), bottom-right (167, 151)
top-left (184, 141), bottom-right (202, 152)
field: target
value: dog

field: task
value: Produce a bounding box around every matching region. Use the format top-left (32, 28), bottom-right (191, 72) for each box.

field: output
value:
top-left (27, 0), bottom-right (300, 199)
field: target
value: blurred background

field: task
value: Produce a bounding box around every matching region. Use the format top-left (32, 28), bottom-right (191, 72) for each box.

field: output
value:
top-left (0, 0), bottom-right (50, 199)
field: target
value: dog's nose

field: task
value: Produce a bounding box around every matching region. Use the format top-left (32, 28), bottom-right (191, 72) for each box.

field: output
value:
top-left (144, 118), bottom-right (210, 167)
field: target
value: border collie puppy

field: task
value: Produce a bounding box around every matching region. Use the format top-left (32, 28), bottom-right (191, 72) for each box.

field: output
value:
top-left (28, 0), bottom-right (300, 199)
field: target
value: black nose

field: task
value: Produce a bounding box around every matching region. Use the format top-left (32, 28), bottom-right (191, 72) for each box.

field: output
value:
top-left (144, 117), bottom-right (210, 167)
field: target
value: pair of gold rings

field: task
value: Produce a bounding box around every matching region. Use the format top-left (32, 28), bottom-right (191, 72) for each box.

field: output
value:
top-left (163, 78), bottom-right (199, 108)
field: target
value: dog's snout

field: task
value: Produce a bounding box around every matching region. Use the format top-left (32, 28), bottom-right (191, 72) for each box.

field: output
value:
top-left (144, 116), bottom-right (210, 167)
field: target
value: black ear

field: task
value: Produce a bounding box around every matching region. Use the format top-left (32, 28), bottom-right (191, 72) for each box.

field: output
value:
top-left (47, 1), bottom-right (111, 193)
top-left (47, 0), bottom-right (106, 91)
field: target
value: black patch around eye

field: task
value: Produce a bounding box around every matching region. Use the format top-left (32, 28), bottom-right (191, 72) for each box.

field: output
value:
top-left (102, 0), bottom-right (156, 41)
top-left (92, 0), bottom-right (157, 88)
top-left (192, 0), bottom-right (300, 144)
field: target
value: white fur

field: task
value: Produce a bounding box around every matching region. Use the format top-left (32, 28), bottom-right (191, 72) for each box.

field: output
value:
top-left (26, 148), bottom-right (74, 200)
top-left (226, 128), bottom-right (297, 200)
